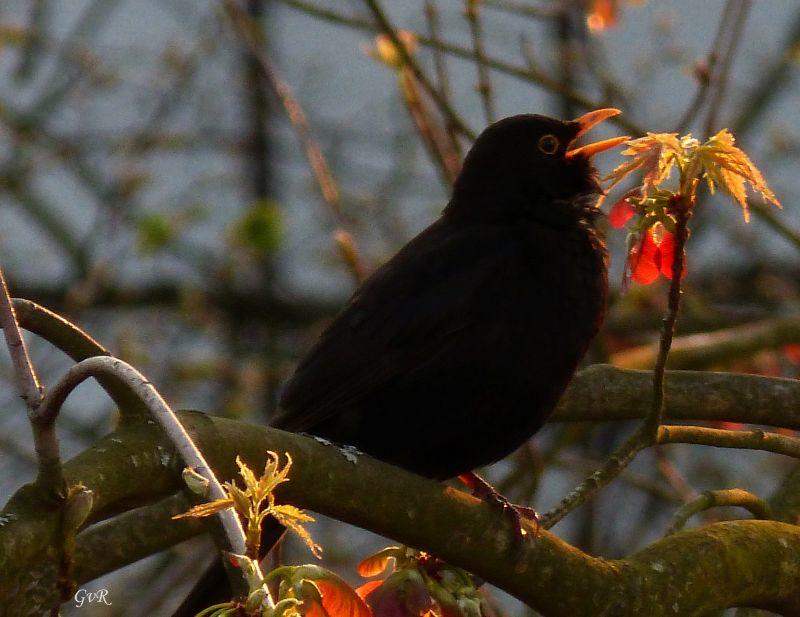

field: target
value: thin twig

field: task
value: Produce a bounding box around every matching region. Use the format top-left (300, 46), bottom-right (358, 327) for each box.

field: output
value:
top-left (653, 447), bottom-right (697, 504)
top-left (542, 197), bottom-right (692, 528)
top-left (465, 0), bottom-right (495, 124)
top-left (0, 270), bottom-right (43, 412)
top-left (398, 69), bottom-right (461, 186)
top-left (555, 451), bottom-right (680, 502)
top-left (424, 0), bottom-right (462, 158)
top-left (541, 418), bottom-right (800, 530)
top-left (222, 0), bottom-right (369, 281)
top-left (666, 488), bottom-right (773, 535)
top-left (362, 0), bottom-right (477, 140)
top-left (704, 0), bottom-right (752, 138)
top-left (34, 355), bottom-right (265, 603)
top-left (552, 3), bottom-right (575, 119)
top-left (657, 425), bottom-right (800, 459)
top-left (675, 0), bottom-right (733, 132)
top-left (611, 313), bottom-right (800, 371)
top-left (645, 198), bottom-right (691, 435)
top-left (0, 270), bottom-right (64, 491)
top-left (731, 7), bottom-right (800, 137)
top-left (277, 0), bottom-right (643, 134)
top-left (10, 298), bottom-right (152, 419)
top-left (540, 428), bottom-right (649, 529)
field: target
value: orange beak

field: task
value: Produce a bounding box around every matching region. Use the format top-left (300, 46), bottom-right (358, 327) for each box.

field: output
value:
top-left (565, 108), bottom-right (629, 159)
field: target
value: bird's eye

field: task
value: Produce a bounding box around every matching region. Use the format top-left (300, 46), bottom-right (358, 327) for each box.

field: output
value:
top-left (537, 134), bottom-right (559, 155)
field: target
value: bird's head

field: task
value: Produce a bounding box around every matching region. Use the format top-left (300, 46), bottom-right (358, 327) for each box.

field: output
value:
top-left (449, 109), bottom-right (628, 223)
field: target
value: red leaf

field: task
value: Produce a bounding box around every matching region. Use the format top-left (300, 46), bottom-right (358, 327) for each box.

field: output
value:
top-left (305, 600), bottom-right (331, 617)
top-left (313, 578), bottom-right (373, 617)
top-left (609, 199), bottom-right (636, 228)
top-left (587, 0), bottom-right (618, 32)
top-left (785, 344), bottom-right (800, 364)
top-left (656, 230), bottom-right (687, 280)
top-left (357, 581), bottom-right (384, 601)
top-left (629, 233), bottom-right (660, 285)
top-left (357, 549), bottom-right (397, 578)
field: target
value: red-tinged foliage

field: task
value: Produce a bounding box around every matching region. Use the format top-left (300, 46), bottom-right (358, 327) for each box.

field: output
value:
top-left (658, 230), bottom-right (676, 279)
top-left (357, 581), bottom-right (384, 601)
top-left (609, 198), bottom-right (636, 228)
top-left (360, 571), bottom-right (432, 617)
top-left (784, 344), bottom-right (800, 364)
top-left (628, 227), bottom-right (687, 285)
top-left (587, 0), bottom-right (618, 32)
top-left (357, 548), bottom-right (400, 577)
top-left (629, 231), bottom-right (660, 285)
top-left (310, 578), bottom-right (373, 617)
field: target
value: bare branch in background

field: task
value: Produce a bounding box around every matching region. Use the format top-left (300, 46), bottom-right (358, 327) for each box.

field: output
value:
top-left (703, 0), bottom-right (752, 137)
top-left (465, 0), bottom-right (496, 124)
top-left (362, 0), bottom-right (477, 140)
top-left (424, 0), bottom-right (463, 158)
top-left (223, 0), bottom-right (369, 281)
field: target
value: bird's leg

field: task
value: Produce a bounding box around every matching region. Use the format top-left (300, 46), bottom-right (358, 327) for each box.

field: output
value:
top-left (458, 472), bottom-right (539, 540)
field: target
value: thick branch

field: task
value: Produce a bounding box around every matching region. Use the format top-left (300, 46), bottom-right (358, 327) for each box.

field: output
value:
top-left (555, 364), bottom-right (800, 429)
top-left (2, 415), bottom-right (800, 616)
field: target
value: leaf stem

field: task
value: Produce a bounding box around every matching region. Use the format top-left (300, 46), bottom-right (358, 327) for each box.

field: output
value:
top-left (646, 195), bottom-right (691, 436)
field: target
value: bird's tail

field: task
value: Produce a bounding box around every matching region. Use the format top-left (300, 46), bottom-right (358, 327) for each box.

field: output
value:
top-left (170, 517), bottom-right (286, 617)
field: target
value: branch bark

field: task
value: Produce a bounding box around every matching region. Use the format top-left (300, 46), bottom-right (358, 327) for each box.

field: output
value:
top-left (554, 364), bottom-right (800, 429)
top-left (2, 414), bottom-right (800, 616)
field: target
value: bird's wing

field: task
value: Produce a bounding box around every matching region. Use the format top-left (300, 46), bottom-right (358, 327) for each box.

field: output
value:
top-left (273, 219), bottom-right (512, 432)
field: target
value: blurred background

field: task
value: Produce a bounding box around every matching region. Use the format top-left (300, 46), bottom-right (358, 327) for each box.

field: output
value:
top-left (1, 0), bottom-right (800, 614)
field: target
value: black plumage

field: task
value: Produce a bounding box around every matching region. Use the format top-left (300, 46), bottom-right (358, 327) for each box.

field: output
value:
top-left (173, 110), bottom-right (623, 617)
top-left (273, 112), bottom-right (613, 479)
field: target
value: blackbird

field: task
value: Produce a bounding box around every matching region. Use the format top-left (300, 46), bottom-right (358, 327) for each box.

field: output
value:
top-left (173, 109), bottom-right (624, 615)
top-left (271, 109), bottom-right (622, 477)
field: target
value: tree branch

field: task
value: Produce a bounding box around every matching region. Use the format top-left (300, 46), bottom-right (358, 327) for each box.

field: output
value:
top-left (2, 415), bottom-right (800, 616)
top-left (223, 0), bottom-right (368, 282)
top-left (667, 488), bottom-right (772, 535)
top-left (611, 314), bottom-right (800, 370)
top-left (35, 356), bottom-right (249, 560)
top-left (0, 275), bottom-right (42, 412)
top-left (657, 424), bottom-right (800, 459)
top-left (555, 365), bottom-right (800, 429)
top-left (276, 0), bottom-right (642, 135)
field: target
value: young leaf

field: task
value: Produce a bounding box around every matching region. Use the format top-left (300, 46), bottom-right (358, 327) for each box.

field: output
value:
top-left (272, 504), bottom-right (322, 558)
top-left (694, 128), bottom-right (781, 221)
top-left (172, 497), bottom-right (234, 520)
top-left (604, 133), bottom-right (683, 191)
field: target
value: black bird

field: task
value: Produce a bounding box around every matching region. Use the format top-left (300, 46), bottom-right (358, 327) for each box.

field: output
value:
top-left (272, 109), bottom-right (622, 479)
top-left (174, 109), bottom-right (624, 615)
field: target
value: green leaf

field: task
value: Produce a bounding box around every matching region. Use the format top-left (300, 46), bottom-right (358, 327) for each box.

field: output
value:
top-left (136, 213), bottom-right (174, 253)
top-left (233, 200), bottom-right (283, 256)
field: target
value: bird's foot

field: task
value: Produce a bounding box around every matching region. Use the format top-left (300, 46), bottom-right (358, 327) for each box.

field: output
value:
top-left (458, 473), bottom-right (539, 541)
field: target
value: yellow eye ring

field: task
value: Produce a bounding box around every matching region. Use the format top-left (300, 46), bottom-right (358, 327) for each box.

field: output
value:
top-left (538, 134), bottom-right (559, 155)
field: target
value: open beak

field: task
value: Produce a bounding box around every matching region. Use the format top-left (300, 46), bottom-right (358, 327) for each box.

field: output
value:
top-left (565, 108), bottom-right (629, 159)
